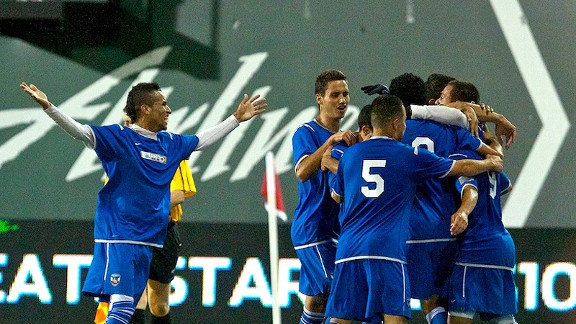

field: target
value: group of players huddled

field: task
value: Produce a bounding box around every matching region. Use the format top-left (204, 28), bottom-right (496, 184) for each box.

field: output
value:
top-left (291, 71), bottom-right (517, 324)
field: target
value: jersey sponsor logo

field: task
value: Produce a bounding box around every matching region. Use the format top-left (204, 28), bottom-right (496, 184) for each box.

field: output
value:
top-left (110, 273), bottom-right (121, 286)
top-left (140, 151), bottom-right (167, 164)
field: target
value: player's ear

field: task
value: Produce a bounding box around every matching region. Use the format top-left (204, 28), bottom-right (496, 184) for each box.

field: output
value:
top-left (315, 93), bottom-right (322, 106)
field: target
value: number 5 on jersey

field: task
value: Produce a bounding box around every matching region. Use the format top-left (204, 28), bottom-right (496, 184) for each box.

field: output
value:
top-left (361, 160), bottom-right (387, 197)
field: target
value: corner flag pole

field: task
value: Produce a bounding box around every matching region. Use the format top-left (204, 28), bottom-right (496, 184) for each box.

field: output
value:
top-left (265, 151), bottom-right (282, 324)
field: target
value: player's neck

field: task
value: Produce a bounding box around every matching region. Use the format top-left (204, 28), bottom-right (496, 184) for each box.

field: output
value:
top-left (315, 115), bottom-right (340, 132)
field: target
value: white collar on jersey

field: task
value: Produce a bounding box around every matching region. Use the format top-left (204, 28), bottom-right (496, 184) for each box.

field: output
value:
top-left (129, 124), bottom-right (158, 141)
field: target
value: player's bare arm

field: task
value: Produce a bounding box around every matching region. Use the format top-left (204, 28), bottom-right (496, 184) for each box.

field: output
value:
top-left (450, 185), bottom-right (478, 236)
top-left (449, 154), bottom-right (503, 177)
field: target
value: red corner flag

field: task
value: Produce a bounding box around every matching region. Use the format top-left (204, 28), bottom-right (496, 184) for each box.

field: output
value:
top-left (261, 153), bottom-right (287, 222)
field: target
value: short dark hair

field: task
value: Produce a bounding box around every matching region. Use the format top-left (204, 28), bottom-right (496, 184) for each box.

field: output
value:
top-left (315, 70), bottom-right (347, 96)
top-left (425, 73), bottom-right (455, 102)
top-left (389, 73), bottom-right (426, 107)
top-left (371, 94), bottom-right (404, 129)
top-left (447, 80), bottom-right (480, 103)
top-left (124, 82), bottom-right (162, 122)
top-left (357, 104), bottom-right (373, 130)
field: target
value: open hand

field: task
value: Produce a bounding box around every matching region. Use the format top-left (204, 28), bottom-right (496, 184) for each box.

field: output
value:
top-left (234, 94), bottom-right (268, 122)
top-left (20, 82), bottom-right (52, 110)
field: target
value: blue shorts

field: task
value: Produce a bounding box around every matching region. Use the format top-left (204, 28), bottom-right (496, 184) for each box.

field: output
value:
top-left (406, 239), bottom-right (457, 300)
top-left (447, 263), bottom-right (518, 317)
top-left (326, 259), bottom-right (411, 321)
top-left (295, 241), bottom-right (336, 297)
top-left (82, 242), bottom-right (153, 304)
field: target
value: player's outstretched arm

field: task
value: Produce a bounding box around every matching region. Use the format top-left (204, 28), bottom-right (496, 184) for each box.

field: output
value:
top-left (20, 81), bottom-right (95, 147)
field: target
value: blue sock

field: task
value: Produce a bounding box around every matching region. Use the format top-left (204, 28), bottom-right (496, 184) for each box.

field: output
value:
top-left (426, 306), bottom-right (447, 324)
top-left (299, 308), bottom-right (325, 324)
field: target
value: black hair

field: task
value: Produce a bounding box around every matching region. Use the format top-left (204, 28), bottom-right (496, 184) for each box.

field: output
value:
top-left (371, 94), bottom-right (404, 129)
top-left (389, 73), bottom-right (426, 107)
top-left (425, 73), bottom-right (456, 102)
top-left (315, 70), bottom-right (347, 96)
top-left (124, 82), bottom-right (162, 122)
top-left (447, 80), bottom-right (480, 103)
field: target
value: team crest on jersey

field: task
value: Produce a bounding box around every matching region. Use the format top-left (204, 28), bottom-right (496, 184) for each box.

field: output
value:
top-left (140, 151), bottom-right (167, 164)
top-left (110, 273), bottom-right (121, 286)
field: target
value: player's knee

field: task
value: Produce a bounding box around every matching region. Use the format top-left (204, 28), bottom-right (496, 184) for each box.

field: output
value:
top-left (305, 295), bottom-right (327, 312)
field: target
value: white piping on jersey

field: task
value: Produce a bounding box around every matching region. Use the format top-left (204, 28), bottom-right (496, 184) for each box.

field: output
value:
top-left (293, 239), bottom-right (336, 250)
top-left (440, 160), bottom-right (456, 178)
top-left (335, 255), bottom-right (406, 265)
top-left (294, 154), bottom-right (309, 173)
top-left (332, 148), bottom-right (345, 155)
top-left (406, 238), bottom-right (457, 244)
top-left (302, 123), bottom-right (316, 132)
top-left (95, 239), bottom-right (164, 249)
top-left (455, 262), bottom-right (514, 271)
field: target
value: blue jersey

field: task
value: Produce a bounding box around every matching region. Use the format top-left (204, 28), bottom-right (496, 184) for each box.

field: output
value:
top-left (453, 150), bottom-right (515, 268)
top-left (332, 136), bottom-right (455, 263)
top-left (291, 120), bottom-right (340, 247)
top-left (91, 124), bottom-right (199, 246)
top-left (401, 120), bottom-right (481, 240)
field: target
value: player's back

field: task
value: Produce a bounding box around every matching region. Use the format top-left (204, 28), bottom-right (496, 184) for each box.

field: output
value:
top-left (334, 136), bottom-right (453, 261)
top-left (402, 120), bottom-right (480, 240)
top-left (454, 149), bottom-right (515, 268)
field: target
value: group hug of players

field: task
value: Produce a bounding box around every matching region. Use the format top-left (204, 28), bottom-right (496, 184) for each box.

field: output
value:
top-left (291, 71), bottom-right (518, 324)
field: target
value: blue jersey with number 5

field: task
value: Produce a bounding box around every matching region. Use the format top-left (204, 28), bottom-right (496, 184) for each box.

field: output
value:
top-left (332, 136), bottom-right (454, 262)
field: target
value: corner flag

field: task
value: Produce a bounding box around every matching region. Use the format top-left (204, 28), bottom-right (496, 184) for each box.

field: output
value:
top-left (261, 154), bottom-right (287, 222)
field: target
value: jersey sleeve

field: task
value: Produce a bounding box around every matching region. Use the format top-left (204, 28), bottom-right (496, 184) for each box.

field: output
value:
top-left (411, 146), bottom-right (455, 179)
top-left (454, 126), bottom-right (482, 151)
top-left (90, 124), bottom-right (123, 161)
top-left (292, 124), bottom-right (318, 171)
top-left (499, 171), bottom-right (512, 195)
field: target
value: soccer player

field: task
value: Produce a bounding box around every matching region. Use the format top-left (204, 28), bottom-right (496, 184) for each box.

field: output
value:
top-left (291, 70), bottom-right (356, 324)
top-left (325, 94), bottom-right (503, 324)
top-left (94, 112), bottom-right (196, 324)
top-left (447, 146), bottom-right (517, 324)
top-left (21, 81), bottom-right (266, 324)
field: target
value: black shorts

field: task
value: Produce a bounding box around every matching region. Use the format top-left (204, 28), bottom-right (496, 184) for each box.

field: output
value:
top-left (149, 221), bottom-right (182, 284)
